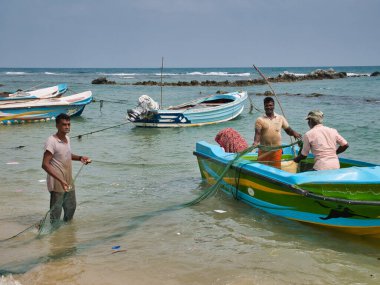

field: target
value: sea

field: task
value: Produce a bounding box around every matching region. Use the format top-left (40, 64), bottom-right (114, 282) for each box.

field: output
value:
top-left (0, 66), bottom-right (379, 285)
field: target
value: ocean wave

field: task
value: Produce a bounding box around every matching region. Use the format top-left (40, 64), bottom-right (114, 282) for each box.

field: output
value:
top-left (154, 73), bottom-right (179, 76)
top-left (98, 72), bottom-right (138, 76)
top-left (186, 72), bottom-right (251, 77)
top-left (5, 71), bottom-right (28, 75)
top-left (281, 71), bottom-right (307, 77)
top-left (347, 72), bottom-right (370, 77)
top-left (44, 72), bottom-right (65, 75)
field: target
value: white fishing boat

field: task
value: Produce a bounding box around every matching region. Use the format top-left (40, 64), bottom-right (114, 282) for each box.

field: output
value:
top-left (127, 91), bottom-right (248, 127)
top-left (0, 83), bottom-right (68, 104)
top-left (0, 91), bottom-right (92, 125)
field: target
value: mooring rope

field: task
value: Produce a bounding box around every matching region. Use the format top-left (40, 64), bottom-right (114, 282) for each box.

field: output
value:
top-left (71, 122), bottom-right (130, 139)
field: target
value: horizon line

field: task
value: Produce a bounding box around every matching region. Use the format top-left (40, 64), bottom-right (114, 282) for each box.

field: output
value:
top-left (0, 64), bottom-right (380, 69)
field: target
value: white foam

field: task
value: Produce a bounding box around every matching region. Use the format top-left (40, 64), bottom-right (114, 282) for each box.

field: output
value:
top-left (44, 72), bottom-right (60, 75)
top-left (347, 72), bottom-right (370, 77)
top-left (281, 71), bottom-right (307, 77)
top-left (5, 72), bottom-right (27, 75)
top-left (187, 72), bottom-right (250, 77)
top-left (99, 73), bottom-right (137, 76)
top-left (154, 73), bottom-right (178, 76)
top-left (0, 274), bottom-right (22, 285)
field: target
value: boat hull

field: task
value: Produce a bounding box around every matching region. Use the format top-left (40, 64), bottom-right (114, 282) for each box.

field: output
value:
top-left (131, 91), bottom-right (247, 127)
top-left (0, 91), bottom-right (92, 125)
top-left (194, 141), bottom-right (380, 237)
top-left (0, 83), bottom-right (68, 103)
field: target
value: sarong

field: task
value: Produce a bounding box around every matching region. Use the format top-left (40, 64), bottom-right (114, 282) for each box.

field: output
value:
top-left (258, 149), bottom-right (282, 169)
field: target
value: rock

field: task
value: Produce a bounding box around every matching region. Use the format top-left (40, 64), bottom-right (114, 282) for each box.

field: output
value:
top-left (91, 77), bottom-right (116, 84)
top-left (370, 71), bottom-right (380, 77)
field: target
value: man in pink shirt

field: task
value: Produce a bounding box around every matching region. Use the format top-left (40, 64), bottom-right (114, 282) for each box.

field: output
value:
top-left (42, 113), bottom-right (91, 224)
top-left (293, 110), bottom-right (349, 170)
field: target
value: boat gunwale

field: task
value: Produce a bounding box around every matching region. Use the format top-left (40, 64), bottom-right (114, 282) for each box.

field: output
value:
top-left (0, 91), bottom-right (92, 110)
top-left (193, 150), bottom-right (380, 206)
top-left (160, 91), bottom-right (247, 114)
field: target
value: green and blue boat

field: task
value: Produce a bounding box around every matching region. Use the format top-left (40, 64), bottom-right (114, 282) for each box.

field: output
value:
top-left (194, 141), bottom-right (380, 238)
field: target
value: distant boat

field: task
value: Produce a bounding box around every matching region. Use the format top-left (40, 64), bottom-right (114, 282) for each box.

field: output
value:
top-left (0, 83), bottom-right (68, 103)
top-left (194, 141), bottom-right (380, 238)
top-left (0, 91), bottom-right (92, 125)
top-left (127, 91), bottom-right (248, 127)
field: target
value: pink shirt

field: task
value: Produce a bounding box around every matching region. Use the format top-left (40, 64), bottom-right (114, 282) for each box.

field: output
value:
top-left (44, 135), bottom-right (73, 192)
top-left (301, 124), bottom-right (348, 170)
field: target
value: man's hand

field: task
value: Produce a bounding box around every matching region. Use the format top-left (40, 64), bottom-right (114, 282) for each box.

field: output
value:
top-left (80, 156), bottom-right (92, 165)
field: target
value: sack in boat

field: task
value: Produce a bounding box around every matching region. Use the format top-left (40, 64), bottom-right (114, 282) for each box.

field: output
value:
top-left (215, 128), bottom-right (248, 153)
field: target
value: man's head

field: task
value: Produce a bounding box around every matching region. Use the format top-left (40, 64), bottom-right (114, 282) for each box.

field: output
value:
top-left (306, 110), bottom-right (323, 126)
top-left (263, 97), bottom-right (275, 116)
top-left (56, 113), bottom-right (71, 134)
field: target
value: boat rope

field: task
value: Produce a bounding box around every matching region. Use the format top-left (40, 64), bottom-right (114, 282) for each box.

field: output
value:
top-left (92, 98), bottom-right (129, 104)
top-left (71, 121), bottom-right (130, 139)
top-left (247, 94), bottom-right (263, 114)
top-left (23, 82), bottom-right (48, 92)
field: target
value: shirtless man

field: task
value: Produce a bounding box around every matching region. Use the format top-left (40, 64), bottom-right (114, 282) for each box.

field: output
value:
top-left (253, 97), bottom-right (301, 168)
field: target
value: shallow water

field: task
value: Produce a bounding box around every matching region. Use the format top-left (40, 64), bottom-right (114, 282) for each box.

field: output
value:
top-left (0, 67), bottom-right (380, 284)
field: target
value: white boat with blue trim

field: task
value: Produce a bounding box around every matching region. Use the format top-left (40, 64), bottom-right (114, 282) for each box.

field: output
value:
top-left (0, 91), bottom-right (92, 125)
top-left (127, 91), bottom-right (248, 127)
top-left (0, 83), bottom-right (68, 104)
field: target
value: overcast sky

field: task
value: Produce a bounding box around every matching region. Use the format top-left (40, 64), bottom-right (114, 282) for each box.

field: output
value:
top-left (0, 0), bottom-right (379, 68)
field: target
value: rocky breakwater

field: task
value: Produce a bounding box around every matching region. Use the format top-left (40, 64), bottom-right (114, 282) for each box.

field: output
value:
top-left (91, 69), bottom-right (380, 86)
top-left (131, 69), bottom-right (355, 87)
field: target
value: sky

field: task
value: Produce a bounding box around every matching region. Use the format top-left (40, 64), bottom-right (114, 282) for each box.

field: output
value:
top-left (0, 0), bottom-right (379, 68)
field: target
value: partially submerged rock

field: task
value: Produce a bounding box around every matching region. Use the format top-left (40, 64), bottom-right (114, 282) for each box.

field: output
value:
top-left (91, 77), bottom-right (116, 84)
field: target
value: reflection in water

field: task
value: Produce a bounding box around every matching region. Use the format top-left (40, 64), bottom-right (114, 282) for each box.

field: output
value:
top-left (47, 222), bottom-right (78, 262)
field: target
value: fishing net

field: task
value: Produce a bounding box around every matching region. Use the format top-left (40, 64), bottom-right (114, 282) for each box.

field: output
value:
top-left (1, 140), bottom-right (301, 243)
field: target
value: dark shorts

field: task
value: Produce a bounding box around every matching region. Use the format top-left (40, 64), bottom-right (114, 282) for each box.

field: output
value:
top-left (50, 191), bottom-right (76, 223)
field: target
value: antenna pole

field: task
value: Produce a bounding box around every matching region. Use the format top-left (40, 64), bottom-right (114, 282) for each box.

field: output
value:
top-left (160, 57), bottom-right (164, 107)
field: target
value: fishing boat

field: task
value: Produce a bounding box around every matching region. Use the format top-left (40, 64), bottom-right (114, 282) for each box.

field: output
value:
top-left (0, 91), bottom-right (93, 125)
top-left (194, 141), bottom-right (380, 237)
top-left (127, 91), bottom-right (248, 127)
top-left (0, 83), bottom-right (68, 103)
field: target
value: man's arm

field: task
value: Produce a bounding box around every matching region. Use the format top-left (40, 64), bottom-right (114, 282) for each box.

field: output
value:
top-left (253, 127), bottom-right (261, 147)
top-left (285, 127), bottom-right (302, 140)
top-left (71, 153), bottom-right (91, 164)
top-left (336, 144), bottom-right (349, 155)
top-left (293, 154), bottom-right (307, 163)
